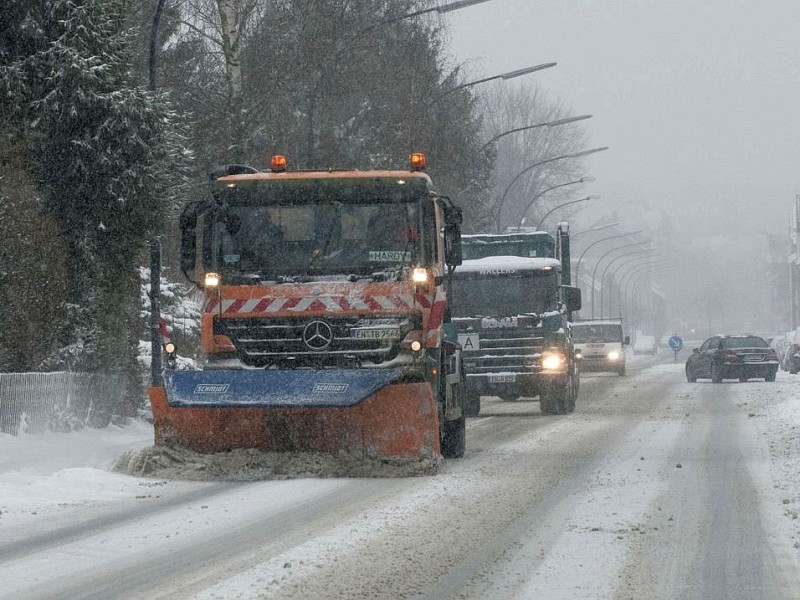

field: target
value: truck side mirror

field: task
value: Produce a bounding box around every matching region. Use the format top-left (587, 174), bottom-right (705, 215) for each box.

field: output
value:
top-left (563, 286), bottom-right (581, 312)
top-left (444, 223), bottom-right (462, 267)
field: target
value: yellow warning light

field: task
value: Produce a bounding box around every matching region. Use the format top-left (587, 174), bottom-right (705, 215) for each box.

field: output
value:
top-left (410, 153), bottom-right (426, 171)
top-left (271, 155), bottom-right (287, 172)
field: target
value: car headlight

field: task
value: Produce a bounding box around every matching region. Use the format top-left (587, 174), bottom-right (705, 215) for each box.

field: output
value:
top-left (607, 350), bottom-right (620, 361)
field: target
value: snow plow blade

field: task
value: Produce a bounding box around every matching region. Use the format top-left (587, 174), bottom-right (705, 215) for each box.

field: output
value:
top-left (148, 369), bottom-right (440, 460)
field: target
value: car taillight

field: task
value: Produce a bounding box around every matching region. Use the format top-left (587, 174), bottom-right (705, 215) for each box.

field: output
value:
top-left (721, 350), bottom-right (739, 363)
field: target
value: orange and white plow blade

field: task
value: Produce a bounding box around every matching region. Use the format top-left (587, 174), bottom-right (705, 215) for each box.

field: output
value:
top-left (148, 382), bottom-right (441, 460)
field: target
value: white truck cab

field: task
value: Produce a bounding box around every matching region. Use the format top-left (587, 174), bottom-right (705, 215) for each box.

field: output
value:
top-left (571, 319), bottom-right (629, 376)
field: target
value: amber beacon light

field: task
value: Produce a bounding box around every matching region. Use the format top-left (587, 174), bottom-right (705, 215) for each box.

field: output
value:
top-left (270, 155), bottom-right (287, 172)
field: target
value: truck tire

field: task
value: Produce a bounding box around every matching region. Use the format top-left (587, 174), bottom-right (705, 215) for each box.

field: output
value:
top-left (464, 387), bottom-right (481, 417)
top-left (711, 363), bottom-right (723, 383)
top-left (565, 368), bottom-right (578, 413)
top-left (441, 416), bottom-right (466, 458)
top-left (540, 384), bottom-right (568, 415)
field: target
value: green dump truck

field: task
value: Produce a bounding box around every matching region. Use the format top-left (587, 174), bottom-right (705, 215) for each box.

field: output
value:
top-left (451, 224), bottom-right (581, 416)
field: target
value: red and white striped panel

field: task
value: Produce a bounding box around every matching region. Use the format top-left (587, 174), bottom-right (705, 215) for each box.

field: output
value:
top-left (425, 289), bottom-right (448, 347)
top-left (205, 293), bottom-right (433, 314)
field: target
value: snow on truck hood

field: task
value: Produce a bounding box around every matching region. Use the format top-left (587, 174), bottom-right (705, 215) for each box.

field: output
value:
top-left (456, 256), bottom-right (561, 273)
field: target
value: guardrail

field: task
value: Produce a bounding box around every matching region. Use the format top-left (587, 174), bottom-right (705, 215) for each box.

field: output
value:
top-left (0, 372), bottom-right (124, 435)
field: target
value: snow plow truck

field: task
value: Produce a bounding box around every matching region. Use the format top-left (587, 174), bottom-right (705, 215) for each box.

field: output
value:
top-left (148, 153), bottom-right (467, 461)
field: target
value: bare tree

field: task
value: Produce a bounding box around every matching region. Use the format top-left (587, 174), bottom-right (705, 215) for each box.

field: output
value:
top-left (480, 83), bottom-right (590, 232)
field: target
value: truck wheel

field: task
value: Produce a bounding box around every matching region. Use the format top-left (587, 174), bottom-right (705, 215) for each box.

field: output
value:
top-left (566, 378), bottom-right (577, 413)
top-left (464, 387), bottom-right (481, 417)
top-left (441, 416), bottom-right (466, 458)
top-left (686, 367), bottom-right (696, 383)
top-left (539, 392), bottom-right (551, 414)
top-left (540, 384), bottom-right (567, 415)
top-left (711, 364), bottom-right (723, 383)
top-left (765, 372), bottom-right (776, 382)
top-left (618, 366), bottom-right (626, 377)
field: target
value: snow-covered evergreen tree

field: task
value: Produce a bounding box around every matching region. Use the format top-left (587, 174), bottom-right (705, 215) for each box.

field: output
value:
top-left (1, 0), bottom-right (191, 415)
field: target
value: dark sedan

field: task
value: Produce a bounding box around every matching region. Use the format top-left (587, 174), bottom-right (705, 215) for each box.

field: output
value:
top-left (685, 334), bottom-right (779, 383)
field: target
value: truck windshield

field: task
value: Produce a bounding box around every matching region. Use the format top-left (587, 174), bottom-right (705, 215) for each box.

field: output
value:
top-left (572, 324), bottom-right (623, 343)
top-left (450, 270), bottom-right (557, 317)
top-left (209, 200), bottom-right (427, 280)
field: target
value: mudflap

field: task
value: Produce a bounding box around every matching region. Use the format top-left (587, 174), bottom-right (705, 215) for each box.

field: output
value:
top-left (148, 368), bottom-right (441, 460)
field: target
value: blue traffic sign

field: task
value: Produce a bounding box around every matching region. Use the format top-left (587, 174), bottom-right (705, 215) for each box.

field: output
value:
top-left (668, 335), bottom-right (683, 351)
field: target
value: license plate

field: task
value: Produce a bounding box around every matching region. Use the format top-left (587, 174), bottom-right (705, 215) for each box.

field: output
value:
top-left (489, 373), bottom-right (516, 383)
top-left (743, 356), bottom-right (764, 363)
top-left (351, 328), bottom-right (401, 340)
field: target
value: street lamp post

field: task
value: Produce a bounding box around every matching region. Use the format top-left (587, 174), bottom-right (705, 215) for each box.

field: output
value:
top-left (571, 222), bottom-right (621, 237)
top-left (590, 240), bottom-right (651, 318)
top-left (608, 254), bottom-right (664, 315)
top-left (622, 263), bottom-right (672, 327)
top-left (379, 0), bottom-right (495, 24)
top-left (535, 195), bottom-right (600, 231)
top-left (453, 62), bottom-right (557, 92)
top-left (599, 250), bottom-right (656, 317)
top-left (629, 269), bottom-right (674, 333)
top-left (515, 177), bottom-right (595, 230)
top-left (479, 115), bottom-right (592, 153)
top-left (621, 262), bottom-right (672, 322)
top-left (574, 230), bottom-right (643, 289)
top-left (494, 146), bottom-right (609, 233)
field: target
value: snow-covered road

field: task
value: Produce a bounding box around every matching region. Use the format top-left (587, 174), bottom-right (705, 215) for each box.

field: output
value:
top-left (1, 355), bottom-right (799, 599)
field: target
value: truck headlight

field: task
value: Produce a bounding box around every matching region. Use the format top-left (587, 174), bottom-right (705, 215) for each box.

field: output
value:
top-left (607, 350), bottom-right (620, 361)
top-left (542, 352), bottom-right (563, 370)
top-left (203, 271), bottom-right (220, 288)
top-left (411, 267), bottom-right (430, 284)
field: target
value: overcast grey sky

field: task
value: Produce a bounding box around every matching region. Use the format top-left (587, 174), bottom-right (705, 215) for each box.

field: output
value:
top-left (445, 0), bottom-right (800, 235)
top-left (444, 0), bottom-right (800, 333)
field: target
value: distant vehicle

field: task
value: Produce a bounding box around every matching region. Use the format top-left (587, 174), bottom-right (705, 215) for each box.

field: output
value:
top-left (780, 327), bottom-right (800, 374)
top-left (632, 334), bottom-right (657, 355)
top-left (685, 334), bottom-right (779, 383)
top-left (571, 319), bottom-right (629, 376)
top-left (768, 332), bottom-right (789, 366)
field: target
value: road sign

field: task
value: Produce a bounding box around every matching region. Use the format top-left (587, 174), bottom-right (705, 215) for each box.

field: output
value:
top-left (668, 335), bottom-right (683, 351)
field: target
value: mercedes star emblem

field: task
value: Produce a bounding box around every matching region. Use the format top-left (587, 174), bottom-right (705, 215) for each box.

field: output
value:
top-left (302, 320), bottom-right (334, 350)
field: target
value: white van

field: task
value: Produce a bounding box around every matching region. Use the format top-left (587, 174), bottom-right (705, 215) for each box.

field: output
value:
top-left (571, 320), bottom-right (629, 376)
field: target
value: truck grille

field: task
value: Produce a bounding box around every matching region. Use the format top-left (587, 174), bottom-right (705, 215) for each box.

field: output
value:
top-left (455, 317), bottom-right (546, 374)
top-left (214, 316), bottom-right (411, 368)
